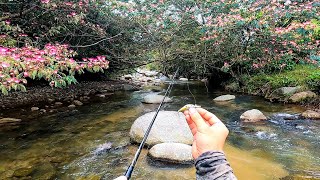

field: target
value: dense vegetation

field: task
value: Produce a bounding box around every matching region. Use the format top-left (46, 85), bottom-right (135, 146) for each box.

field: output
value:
top-left (0, 0), bottom-right (319, 95)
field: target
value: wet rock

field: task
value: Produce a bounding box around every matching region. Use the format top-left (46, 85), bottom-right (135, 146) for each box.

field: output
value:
top-left (13, 167), bottom-right (33, 177)
top-left (40, 109), bottom-right (46, 113)
top-left (55, 102), bottom-right (63, 106)
top-left (32, 162), bottom-right (56, 180)
top-left (93, 142), bottom-right (112, 156)
top-left (179, 77), bottom-right (188, 81)
top-left (289, 91), bottom-right (317, 103)
top-left (255, 131), bottom-right (277, 140)
top-left (48, 98), bottom-right (55, 103)
top-left (31, 107), bottom-right (39, 111)
top-left (240, 109), bottom-right (267, 122)
top-left (270, 113), bottom-right (300, 120)
top-left (213, 94), bottom-right (236, 102)
top-left (96, 94), bottom-right (105, 98)
top-left (160, 75), bottom-right (170, 82)
top-left (145, 71), bottom-right (158, 77)
top-left (0, 118), bottom-right (21, 125)
top-left (130, 111), bottom-right (193, 146)
top-left (73, 100), bottom-right (83, 106)
top-left (142, 94), bottom-right (173, 104)
top-left (301, 110), bottom-right (320, 120)
top-left (149, 143), bottom-right (193, 164)
top-left (68, 104), bottom-right (76, 108)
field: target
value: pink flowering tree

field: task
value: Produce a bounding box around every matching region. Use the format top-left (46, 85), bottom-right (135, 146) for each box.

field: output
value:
top-left (114, 0), bottom-right (319, 78)
top-left (0, 44), bottom-right (109, 95)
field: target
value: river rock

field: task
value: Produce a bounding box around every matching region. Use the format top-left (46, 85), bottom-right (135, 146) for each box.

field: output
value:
top-left (31, 107), bottom-right (39, 111)
top-left (73, 100), bottom-right (83, 106)
top-left (68, 104), bottom-right (76, 108)
top-left (130, 111), bottom-right (193, 146)
top-left (0, 118), bottom-right (21, 125)
top-left (179, 77), bottom-right (188, 81)
top-left (213, 94), bottom-right (236, 101)
top-left (301, 110), bottom-right (320, 120)
top-left (240, 109), bottom-right (267, 122)
top-left (142, 94), bottom-right (173, 104)
top-left (267, 86), bottom-right (302, 100)
top-left (13, 167), bottom-right (33, 177)
top-left (55, 102), bottom-right (63, 106)
top-left (289, 91), bottom-right (317, 103)
top-left (148, 143), bottom-right (193, 164)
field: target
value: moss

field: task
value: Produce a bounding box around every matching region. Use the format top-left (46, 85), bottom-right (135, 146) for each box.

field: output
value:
top-left (241, 65), bottom-right (320, 94)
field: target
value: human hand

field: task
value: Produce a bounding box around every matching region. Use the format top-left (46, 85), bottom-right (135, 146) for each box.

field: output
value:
top-left (113, 176), bottom-right (127, 180)
top-left (183, 107), bottom-right (229, 159)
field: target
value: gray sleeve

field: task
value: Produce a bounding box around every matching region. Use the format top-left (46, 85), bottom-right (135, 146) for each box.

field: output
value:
top-left (195, 151), bottom-right (237, 180)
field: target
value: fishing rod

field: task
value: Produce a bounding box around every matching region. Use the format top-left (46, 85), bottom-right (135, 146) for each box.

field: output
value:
top-left (124, 67), bottom-right (180, 179)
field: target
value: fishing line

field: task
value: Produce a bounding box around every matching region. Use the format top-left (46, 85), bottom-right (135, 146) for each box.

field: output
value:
top-left (124, 68), bottom-right (179, 179)
top-left (186, 80), bottom-right (197, 105)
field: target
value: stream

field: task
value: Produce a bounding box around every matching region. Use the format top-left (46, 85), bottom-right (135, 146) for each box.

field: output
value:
top-left (0, 82), bottom-right (319, 180)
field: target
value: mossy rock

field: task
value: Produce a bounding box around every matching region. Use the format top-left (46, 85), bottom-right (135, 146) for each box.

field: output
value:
top-left (13, 167), bottom-right (33, 177)
top-left (77, 174), bottom-right (101, 180)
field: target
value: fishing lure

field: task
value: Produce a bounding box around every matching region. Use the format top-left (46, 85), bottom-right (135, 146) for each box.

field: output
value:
top-left (178, 104), bottom-right (201, 112)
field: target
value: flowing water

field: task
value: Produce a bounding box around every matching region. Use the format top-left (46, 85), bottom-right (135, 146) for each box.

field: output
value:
top-left (0, 82), bottom-right (319, 180)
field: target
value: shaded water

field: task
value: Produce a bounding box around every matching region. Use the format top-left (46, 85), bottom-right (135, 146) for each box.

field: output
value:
top-left (0, 82), bottom-right (319, 179)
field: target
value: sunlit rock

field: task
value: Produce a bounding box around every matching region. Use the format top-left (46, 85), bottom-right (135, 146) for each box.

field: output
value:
top-left (142, 94), bottom-right (173, 104)
top-left (213, 94), bottom-right (236, 101)
top-left (289, 91), bottom-right (317, 103)
top-left (240, 109), bottom-right (267, 122)
top-left (73, 100), bottom-right (83, 106)
top-left (0, 118), bottom-right (21, 125)
top-left (301, 110), bottom-right (320, 120)
top-left (179, 77), bottom-right (188, 81)
top-left (148, 143), bottom-right (193, 164)
top-left (130, 111), bottom-right (193, 146)
top-left (31, 107), bottom-right (39, 111)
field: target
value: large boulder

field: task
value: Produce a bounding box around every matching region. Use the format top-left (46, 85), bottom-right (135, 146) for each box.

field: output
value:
top-left (130, 111), bottom-right (193, 146)
top-left (213, 94), bottom-right (236, 102)
top-left (267, 86), bottom-right (302, 100)
top-left (240, 109), bottom-right (267, 122)
top-left (301, 110), bottom-right (320, 120)
top-left (142, 94), bottom-right (173, 104)
top-left (289, 91), bottom-right (317, 103)
top-left (148, 143), bottom-right (193, 164)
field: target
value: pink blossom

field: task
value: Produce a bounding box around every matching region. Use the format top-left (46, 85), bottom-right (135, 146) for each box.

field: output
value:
top-left (1, 62), bottom-right (10, 68)
top-left (41, 0), bottom-right (50, 4)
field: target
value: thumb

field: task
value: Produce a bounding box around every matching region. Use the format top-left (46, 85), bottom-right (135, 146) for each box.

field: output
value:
top-left (188, 107), bottom-right (208, 129)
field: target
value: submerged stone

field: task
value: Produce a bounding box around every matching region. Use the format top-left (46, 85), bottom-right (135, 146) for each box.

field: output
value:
top-left (148, 143), bottom-right (193, 164)
top-left (13, 167), bottom-right (33, 177)
top-left (213, 94), bottom-right (236, 101)
top-left (142, 94), bottom-right (173, 104)
top-left (130, 111), bottom-right (193, 146)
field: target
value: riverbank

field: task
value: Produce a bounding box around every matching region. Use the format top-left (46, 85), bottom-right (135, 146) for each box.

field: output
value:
top-left (0, 80), bottom-right (139, 110)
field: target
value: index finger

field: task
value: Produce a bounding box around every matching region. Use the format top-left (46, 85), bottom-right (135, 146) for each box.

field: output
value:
top-left (196, 108), bottom-right (222, 125)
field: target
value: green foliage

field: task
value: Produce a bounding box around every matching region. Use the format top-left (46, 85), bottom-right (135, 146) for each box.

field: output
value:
top-left (242, 65), bottom-right (320, 94)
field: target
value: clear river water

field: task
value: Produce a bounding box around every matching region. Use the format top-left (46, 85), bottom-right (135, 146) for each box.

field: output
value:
top-left (0, 82), bottom-right (319, 180)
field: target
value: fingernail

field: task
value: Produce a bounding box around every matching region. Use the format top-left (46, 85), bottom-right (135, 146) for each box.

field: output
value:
top-left (189, 107), bottom-right (196, 114)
